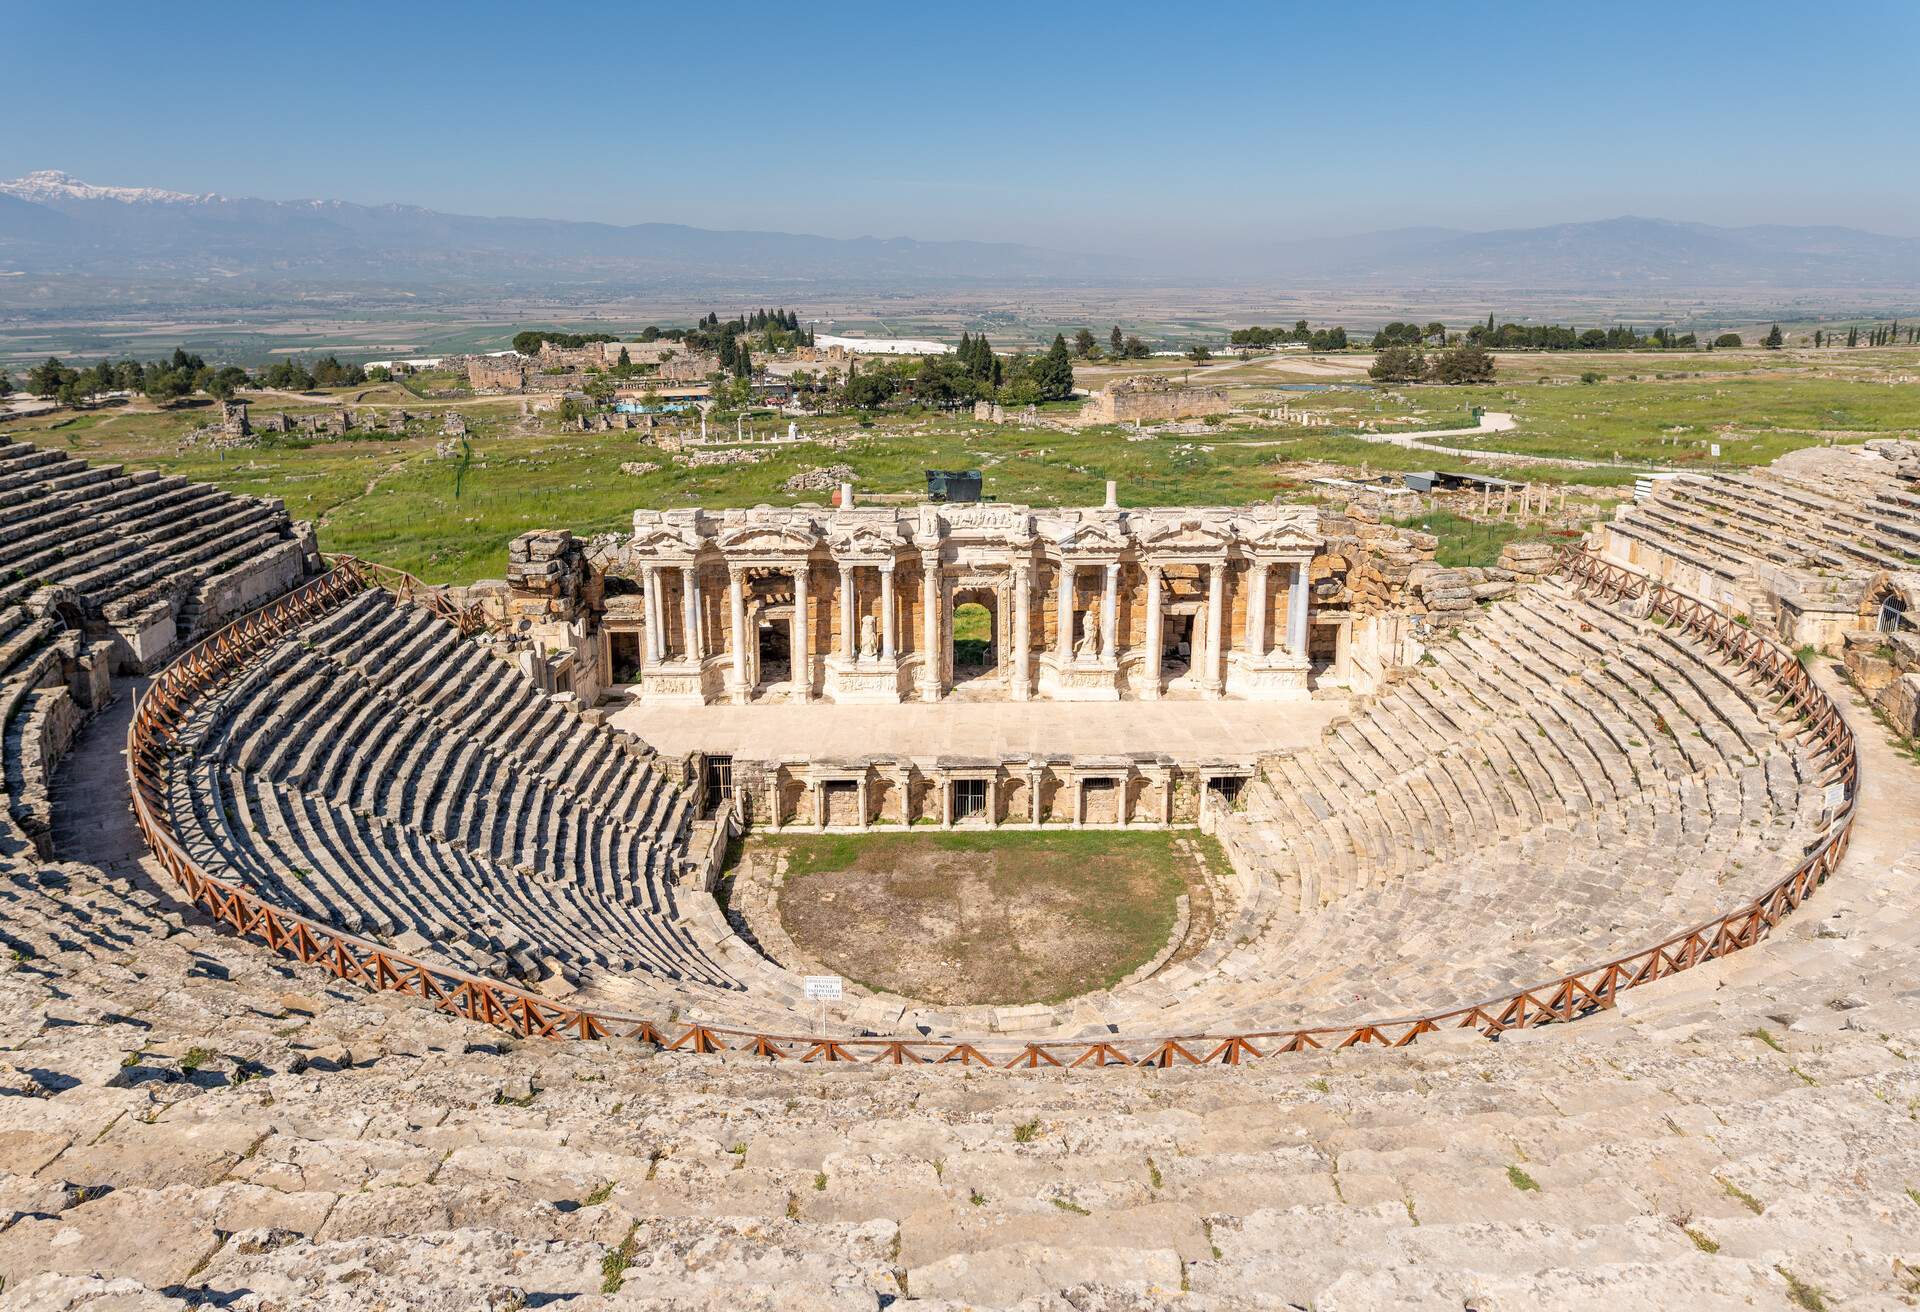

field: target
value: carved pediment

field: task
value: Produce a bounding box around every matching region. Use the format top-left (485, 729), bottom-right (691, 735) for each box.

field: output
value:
top-left (627, 523), bottom-right (705, 556)
top-left (1055, 518), bottom-right (1129, 554)
top-left (1237, 516), bottom-right (1320, 553)
top-left (828, 523), bottom-right (906, 556)
top-left (1137, 515), bottom-right (1236, 553)
top-left (717, 522), bottom-right (819, 554)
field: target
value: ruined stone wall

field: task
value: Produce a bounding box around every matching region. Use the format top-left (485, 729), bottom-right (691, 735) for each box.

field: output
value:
top-left (1076, 377), bottom-right (1232, 426)
top-left (468, 357), bottom-right (528, 391)
top-left (599, 341), bottom-right (680, 366)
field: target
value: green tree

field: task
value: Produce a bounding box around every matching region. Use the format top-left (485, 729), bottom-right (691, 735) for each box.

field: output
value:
top-left (26, 357), bottom-right (73, 399)
top-left (1121, 335), bottom-right (1150, 359)
top-left (1713, 333), bottom-right (1743, 348)
top-left (140, 367), bottom-right (193, 406)
top-left (0, 367), bottom-right (11, 399)
top-left (1427, 342), bottom-right (1496, 384)
top-left (1763, 323), bottom-right (1784, 349)
top-left (1031, 334), bottom-right (1075, 400)
top-left (200, 366), bottom-right (250, 400)
top-left (1187, 344), bottom-right (1212, 365)
top-left (842, 370), bottom-right (898, 410)
top-left (1367, 345), bottom-right (1426, 383)
top-left (913, 355), bottom-right (981, 408)
top-left (1109, 325), bottom-right (1124, 355)
top-left (1072, 328), bottom-right (1096, 358)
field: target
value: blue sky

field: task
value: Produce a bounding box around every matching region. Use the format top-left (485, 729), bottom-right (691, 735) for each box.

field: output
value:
top-left (5, 1), bottom-right (1916, 251)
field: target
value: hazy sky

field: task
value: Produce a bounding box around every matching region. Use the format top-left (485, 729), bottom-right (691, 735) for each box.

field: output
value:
top-left (6, 1), bottom-right (1916, 252)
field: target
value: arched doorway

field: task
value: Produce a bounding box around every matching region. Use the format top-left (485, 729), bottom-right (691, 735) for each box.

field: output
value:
top-left (1877, 591), bottom-right (1908, 635)
top-left (951, 595), bottom-right (996, 683)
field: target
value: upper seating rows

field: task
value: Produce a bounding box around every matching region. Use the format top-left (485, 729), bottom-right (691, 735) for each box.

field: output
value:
top-left (1603, 454), bottom-right (1920, 589)
top-left (0, 435), bottom-right (309, 668)
top-left (160, 587), bottom-right (753, 1004)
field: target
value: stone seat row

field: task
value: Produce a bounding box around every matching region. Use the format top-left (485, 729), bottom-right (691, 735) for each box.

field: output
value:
top-left (0, 604), bottom-right (63, 861)
top-left (1176, 769), bottom-right (1825, 1032)
top-left (189, 765), bottom-right (726, 989)
top-left (1217, 581), bottom-right (1816, 904)
top-left (1658, 477), bottom-right (1886, 569)
top-left (297, 592), bottom-right (672, 822)
top-left (1610, 469), bottom-right (1920, 585)
top-left (1686, 473), bottom-right (1920, 566)
top-left (0, 437), bottom-right (309, 670)
top-left (203, 646), bottom-right (685, 897)
top-left (158, 589), bottom-right (770, 1000)
top-left (960, 740), bottom-right (1823, 1044)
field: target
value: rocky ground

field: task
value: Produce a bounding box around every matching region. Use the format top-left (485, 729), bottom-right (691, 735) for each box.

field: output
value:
top-left (2, 662), bottom-right (1918, 1309)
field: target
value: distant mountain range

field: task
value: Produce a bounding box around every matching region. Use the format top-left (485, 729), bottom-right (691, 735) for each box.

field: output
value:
top-left (1244, 217), bottom-right (1920, 288)
top-left (0, 171), bottom-right (1111, 285)
top-left (3, 171), bottom-right (1918, 291)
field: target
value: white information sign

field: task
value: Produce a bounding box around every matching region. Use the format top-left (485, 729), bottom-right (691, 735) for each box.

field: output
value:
top-left (803, 975), bottom-right (844, 1002)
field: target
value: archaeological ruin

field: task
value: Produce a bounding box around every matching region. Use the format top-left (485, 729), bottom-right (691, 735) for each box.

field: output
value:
top-left (1074, 375), bottom-right (1234, 426)
top-left (5, 429), bottom-right (1920, 1305)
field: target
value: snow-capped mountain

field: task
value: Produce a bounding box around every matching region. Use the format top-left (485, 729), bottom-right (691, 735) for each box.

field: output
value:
top-left (0, 169), bottom-right (221, 206)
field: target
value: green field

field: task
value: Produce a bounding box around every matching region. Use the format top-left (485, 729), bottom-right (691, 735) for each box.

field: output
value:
top-left (3, 346), bottom-right (1913, 583)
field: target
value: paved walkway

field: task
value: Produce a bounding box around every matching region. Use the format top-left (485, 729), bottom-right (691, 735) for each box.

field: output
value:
top-left (607, 694), bottom-right (1348, 762)
top-left (1241, 410), bottom-right (1659, 472)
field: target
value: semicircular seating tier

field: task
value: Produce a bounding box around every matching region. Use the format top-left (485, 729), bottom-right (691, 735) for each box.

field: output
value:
top-left (0, 435), bottom-right (309, 669)
top-left (0, 435), bottom-right (310, 860)
top-left (154, 565), bottom-right (1845, 1046)
top-left (158, 587), bottom-right (776, 1011)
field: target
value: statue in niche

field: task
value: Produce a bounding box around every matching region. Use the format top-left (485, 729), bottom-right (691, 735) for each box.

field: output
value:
top-left (859, 613), bottom-right (880, 661)
top-left (1075, 611), bottom-right (1101, 662)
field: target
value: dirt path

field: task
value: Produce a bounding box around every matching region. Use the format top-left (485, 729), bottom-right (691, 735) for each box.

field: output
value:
top-left (316, 454), bottom-right (425, 529)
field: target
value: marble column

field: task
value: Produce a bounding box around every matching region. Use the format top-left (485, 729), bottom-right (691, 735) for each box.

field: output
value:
top-left (1204, 561), bottom-right (1226, 697)
top-left (1244, 561), bottom-right (1270, 661)
top-left (919, 561), bottom-right (941, 701)
top-left (1101, 562), bottom-right (1120, 663)
top-left (643, 566), bottom-right (662, 663)
top-left (838, 563), bottom-right (856, 659)
top-left (879, 563), bottom-right (897, 659)
top-left (1141, 564), bottom-right (1163, 700)
top-left (679, 564), bottom-right (701, 663)
top-left (1030, 768), bottom-right (1044, 824)
top-left (1055, 562), bottom-right (1075, 659)
top-left (1289, 560), bottom-right (1310, 658)
top-left (727, 567), bottom-right (749, 701)
top-left (791, 562), bottom-right (810, 702)
top-left (1011, 563), bottom-right (1032, 701)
